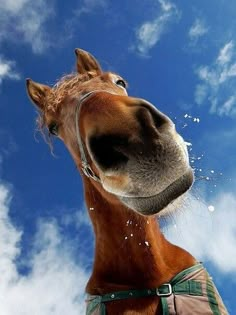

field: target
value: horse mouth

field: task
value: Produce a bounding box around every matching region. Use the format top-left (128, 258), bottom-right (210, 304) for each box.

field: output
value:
top-left (119, 168), bottom-right (194, 215)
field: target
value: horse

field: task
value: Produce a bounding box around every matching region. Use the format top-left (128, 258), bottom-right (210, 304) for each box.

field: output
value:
top-left (26, 49), bottom-right (228, 314)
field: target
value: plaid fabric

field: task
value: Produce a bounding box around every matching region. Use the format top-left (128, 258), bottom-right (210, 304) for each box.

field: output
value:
top-left (86, 264), bottom-right (228, 315)
top-left (161, 264), bottom-right (228, 315)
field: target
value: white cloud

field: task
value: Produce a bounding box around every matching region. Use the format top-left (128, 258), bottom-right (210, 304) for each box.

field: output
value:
top-left (0, 182), bottom-right (88, 315)
top-left (0, 184), bottom-right (21, 284)
top-left (158, 0), bottom-right (172, 11)
top-left (75, 0), bottom-right (108, 16)
top-left (189, 18), bottom-right (208, 42)
top-left (164, 192), bottom-right (236, 274)
top-left (194, 41), bottom-right (236, 117)
top-left (218, 96), bottom-right (236, 116)
top-left (0, 0), bottom-right (27, 13)
top-left (195, 84), bottom-right (208, 105)
top-left (134, 0), bottom-right (180, 56)
top-left (0, 0), bottom-right (54, 53)
top-left (0, 56), bottom-right (20, 85)
top-left (217, 41), bottom-right (234, 65)
top-left (62, 206), bottom-right (91, 229)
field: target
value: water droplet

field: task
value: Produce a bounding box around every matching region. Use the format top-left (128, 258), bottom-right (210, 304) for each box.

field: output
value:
top-left (208, 205), bottom-right (215, 212)
top-left (185, 142), bottom-right (192, 147)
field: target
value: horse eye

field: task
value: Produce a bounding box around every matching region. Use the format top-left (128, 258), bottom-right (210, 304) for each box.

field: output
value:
top-left (116, 79), bottom-right (127, 89)
top-left (48, 122), bottom-right (59, 136)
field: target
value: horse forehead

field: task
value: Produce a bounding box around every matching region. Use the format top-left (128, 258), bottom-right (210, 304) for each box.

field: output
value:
top-left (43, 72), bottom-right (122, 121)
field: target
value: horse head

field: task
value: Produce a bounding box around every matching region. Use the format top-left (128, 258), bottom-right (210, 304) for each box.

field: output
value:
top-left (26, 49), bottom-right (193, 216)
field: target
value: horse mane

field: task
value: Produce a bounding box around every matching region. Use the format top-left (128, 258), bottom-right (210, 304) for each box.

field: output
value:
top-left (46, 71), bottom-right (98, 112)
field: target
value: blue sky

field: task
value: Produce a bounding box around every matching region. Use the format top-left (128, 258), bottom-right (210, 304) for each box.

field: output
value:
top-left (0, 0), bottom-right (235, 313)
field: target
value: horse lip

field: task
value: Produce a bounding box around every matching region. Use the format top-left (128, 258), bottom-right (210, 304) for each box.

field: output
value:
top-left (119, 168), bottom-right (194, 216)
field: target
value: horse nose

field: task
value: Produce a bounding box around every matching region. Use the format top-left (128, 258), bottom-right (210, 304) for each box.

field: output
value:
top-left (86, 94), bottom-right (173, 173)
top-left (136, 98), bottom-right (173, 130)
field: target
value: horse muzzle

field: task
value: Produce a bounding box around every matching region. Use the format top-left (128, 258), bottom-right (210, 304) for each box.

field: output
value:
top-left (81, 92), bottom-right (193, 215)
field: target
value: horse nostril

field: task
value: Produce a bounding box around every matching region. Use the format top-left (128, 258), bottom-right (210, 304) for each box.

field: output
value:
top-left (89, 134), bottom-right (129, 171)
top-left (138, 99), bottom-right (173, 129)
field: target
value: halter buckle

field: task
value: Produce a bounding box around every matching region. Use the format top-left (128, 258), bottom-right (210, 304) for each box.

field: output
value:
top-left (156, 283), bottom-right (172, 297)
top-left (82, 164), bottom-right (100, 182)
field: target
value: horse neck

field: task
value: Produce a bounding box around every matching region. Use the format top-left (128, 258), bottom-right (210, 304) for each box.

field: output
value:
top-left (83, 178), bottom-right (196, 295)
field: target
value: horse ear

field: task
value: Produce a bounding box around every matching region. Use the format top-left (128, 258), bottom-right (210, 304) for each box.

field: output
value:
top-left (75, 49), bottom-right (102, 74)
top-left (26, 79), bottom-right (51, 110)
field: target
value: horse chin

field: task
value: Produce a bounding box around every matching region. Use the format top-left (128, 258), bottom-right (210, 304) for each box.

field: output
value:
top-left (119, 168), bottom-right (194, 216)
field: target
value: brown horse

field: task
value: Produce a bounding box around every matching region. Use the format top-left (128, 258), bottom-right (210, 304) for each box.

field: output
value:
top-left (26, 49), bottom-right (227, 314)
